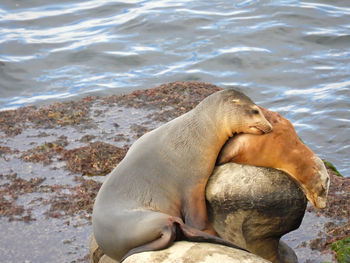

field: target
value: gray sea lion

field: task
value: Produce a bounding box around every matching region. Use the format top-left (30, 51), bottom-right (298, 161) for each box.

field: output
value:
top-left (92, 89), bottom-right (273, 262)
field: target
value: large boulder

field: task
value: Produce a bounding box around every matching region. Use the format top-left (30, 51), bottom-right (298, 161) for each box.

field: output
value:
top-left (90, 163), bottom-right (307, 263)
top-left (207, 163), bottom-right (306, 262)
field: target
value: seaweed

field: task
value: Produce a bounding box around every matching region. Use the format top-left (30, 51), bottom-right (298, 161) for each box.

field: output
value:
top-left (323, 159), bottom-right (343, 177)
top-left (62, 142), bottom-right (128, 176)
top-left (20, 136), bottom-right (68, 165)
top-left (331, 237), bottom-right (350, 263)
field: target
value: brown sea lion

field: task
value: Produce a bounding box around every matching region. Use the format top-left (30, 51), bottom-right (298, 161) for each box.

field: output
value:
top-left (217, 107), bottom-right (329, 209)
top-left (92, 89), bottom-right (273, 262)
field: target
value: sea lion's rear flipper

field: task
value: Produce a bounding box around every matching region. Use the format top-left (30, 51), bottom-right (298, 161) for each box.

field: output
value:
top-left (178, 222), bottom-right (249, 252)
top-left (120, 216), bottom-right (248, 262)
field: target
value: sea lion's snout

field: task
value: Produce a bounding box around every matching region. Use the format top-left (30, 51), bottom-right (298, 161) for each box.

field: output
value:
top-left (307, 157), bottom-right (330, 209)
top-left (258, 109), bottom-right (273, 133)
top-left (248, 107), bottom-right (273, 134)
top-left (315, 194), bottom-right (327, 209)
top-left (256, 121), bottom-right (273, 134)
top-left (308, 188), bottom-right (327, 209)
top-left (247, 124), bottom-right (272, 135)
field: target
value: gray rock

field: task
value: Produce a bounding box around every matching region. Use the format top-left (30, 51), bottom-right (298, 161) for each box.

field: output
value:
top-left (123, 241), bottom-right (270, 263)
top-left (207, 163), bottom-right (306, 262)
top-left (91, 241), bottom-right (270, 263)
top-left (278, 241), bottom-right (299, 263)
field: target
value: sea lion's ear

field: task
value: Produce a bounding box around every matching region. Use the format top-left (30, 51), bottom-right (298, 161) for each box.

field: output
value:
top-left (216, 137), bottom-right (241, 165)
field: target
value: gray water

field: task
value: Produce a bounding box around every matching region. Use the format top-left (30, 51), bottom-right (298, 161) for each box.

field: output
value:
top-left (0, 0), bottom-right (349, 176)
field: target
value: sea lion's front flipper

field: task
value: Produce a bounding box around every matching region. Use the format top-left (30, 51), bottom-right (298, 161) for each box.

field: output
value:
top-left (216, 135), bottom-right (243, 165)
top-left (120, 216), bottom-right (248, 262)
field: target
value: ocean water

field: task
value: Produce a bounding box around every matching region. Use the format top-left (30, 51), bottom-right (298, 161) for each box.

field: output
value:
top-left (0, 0), bottom-right (349, 176)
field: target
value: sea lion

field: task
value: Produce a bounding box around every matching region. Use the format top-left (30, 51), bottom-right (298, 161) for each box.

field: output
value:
top-left (217, 107), bottom-right (329, 209)
top-left (92, 89), bottom-right (273, 262)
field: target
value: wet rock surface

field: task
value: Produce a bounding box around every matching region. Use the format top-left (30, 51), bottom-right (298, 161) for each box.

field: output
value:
top-left (0, 81), bottom-right (348, 262)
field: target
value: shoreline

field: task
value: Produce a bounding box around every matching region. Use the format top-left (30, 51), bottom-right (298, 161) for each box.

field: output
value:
top-left (0, 82), bottom-right (348, 262)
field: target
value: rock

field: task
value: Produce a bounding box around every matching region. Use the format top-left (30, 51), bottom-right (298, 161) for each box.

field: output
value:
top-left (207, 163), bottom-right (306, 263)
top-left (89, 234), bottom-right (105, 263)
top-left (99, 254), bottom-right (119, 263)
top-left (90, 163), bottom-right (307, 263)
top-left (123, 241), bottom-right (271, 263)
top-left (92, 241), bottom-right (270, 263)
top-left (278, 241), bottom-right (299, 263)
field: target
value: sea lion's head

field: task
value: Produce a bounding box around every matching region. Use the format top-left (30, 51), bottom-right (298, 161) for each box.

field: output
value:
top-left (297, 156), bottom-right (329, 209)
top-left (213, 89), bottom-right (273, 135)
top-left (217, 107), bottom-right (330, 209)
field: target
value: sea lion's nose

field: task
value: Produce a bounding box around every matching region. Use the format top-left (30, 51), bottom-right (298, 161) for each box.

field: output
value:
top-left (315, 196), bottom-right (327, 209)
top-left (260, 121), bottom-right (273, 133)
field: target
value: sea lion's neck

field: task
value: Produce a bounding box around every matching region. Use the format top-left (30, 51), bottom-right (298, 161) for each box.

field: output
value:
top-left (189, 107), bottom-right (232, 154)
top-left (277, 147), bottom-right (315, 188)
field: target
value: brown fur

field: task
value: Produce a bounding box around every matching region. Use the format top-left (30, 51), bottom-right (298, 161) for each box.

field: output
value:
top-left (217, 107), bottom-right (329, 209)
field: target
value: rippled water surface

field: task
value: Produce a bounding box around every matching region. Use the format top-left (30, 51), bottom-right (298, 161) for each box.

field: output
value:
top-left (0, 0), bottom-right (349, 175)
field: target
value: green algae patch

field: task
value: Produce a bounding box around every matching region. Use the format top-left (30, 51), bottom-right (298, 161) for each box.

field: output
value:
top-left (298, 137), bottom-right (304, 144)
top-left (323, 159), bottom-right (343, 177)
top-left (331, 237), bottom-right (350, 263)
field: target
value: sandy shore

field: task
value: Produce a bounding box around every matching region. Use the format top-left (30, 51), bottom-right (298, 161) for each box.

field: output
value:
top-left (0, 82), bottom-right (348, 263)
